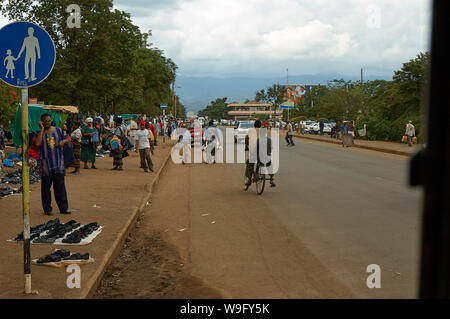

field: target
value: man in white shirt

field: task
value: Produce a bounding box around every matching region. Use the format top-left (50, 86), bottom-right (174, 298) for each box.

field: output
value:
top-left (405, 120), bottom-right (416, 147)
top-left (128, 118), bottom-right (138, 139)
top-left (181, 126), bottom-right (192, 164)
top-left (134, 121), bottom-right (154, 172)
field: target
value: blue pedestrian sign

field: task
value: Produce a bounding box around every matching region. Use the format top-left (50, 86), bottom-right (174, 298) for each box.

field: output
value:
top-left (160, 104), bottom-right (168, 109)
top-left (0, 21), bottom-right (56, 88)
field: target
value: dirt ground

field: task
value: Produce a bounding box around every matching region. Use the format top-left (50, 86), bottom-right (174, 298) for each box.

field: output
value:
top-left (94, 157), bottom-right (223, 299)
top-left (0, 140), bottom-right (175, 298)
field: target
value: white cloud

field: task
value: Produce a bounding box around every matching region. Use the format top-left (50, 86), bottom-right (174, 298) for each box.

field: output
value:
top-left (0, 0), bottom-right (431, 79)
top-left (117, 0), bottom-right (431, 78)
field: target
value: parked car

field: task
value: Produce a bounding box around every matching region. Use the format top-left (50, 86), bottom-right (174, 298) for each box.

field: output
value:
top-left (234, 120), bottom-right (255, 143)
top-left (303, 121), bottom-right (316, 134)
top-left (323, 123), bottom-right (332, 134)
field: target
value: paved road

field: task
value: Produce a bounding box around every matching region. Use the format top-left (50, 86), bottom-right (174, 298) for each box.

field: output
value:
top-left (221, 128), bottom-right (422, 298)
top-left (95, 130), bottom-right (422, 299)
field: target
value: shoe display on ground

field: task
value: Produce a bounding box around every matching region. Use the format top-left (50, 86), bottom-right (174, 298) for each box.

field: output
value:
top-left (12, 219), bottom-right (100, 245)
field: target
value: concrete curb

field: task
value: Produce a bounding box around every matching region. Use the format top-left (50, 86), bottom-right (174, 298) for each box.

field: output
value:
top-left (290, 133), bottom-right (413, 157)
top-left (80, 146), bottom-right (173, 299)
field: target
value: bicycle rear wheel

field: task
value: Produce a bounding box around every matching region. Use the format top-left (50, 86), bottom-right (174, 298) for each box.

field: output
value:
top-left (255, 171), bottom-right (265, 195)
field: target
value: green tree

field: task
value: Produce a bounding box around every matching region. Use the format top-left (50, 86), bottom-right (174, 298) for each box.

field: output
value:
top-left (0, 0), bottom-right (177, 117)
top-left (198, 97), bottom-right (229, 120)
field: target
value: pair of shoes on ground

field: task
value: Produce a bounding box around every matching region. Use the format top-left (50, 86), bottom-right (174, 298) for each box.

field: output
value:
top-left (37, 249), bottom-right (72, 263)
top-left (37, 250), bottom-right (89, 263)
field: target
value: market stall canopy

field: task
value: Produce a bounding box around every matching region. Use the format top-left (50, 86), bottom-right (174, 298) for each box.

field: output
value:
top-left (43, 105), bottom-right (79, 113)
top-left (11, 104), bottom-right (78, 148)
top-left (120, 114), bottom-right (140, 120)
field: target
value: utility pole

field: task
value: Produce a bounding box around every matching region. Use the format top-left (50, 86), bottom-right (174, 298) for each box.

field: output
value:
top-left (286, 68), bottom-right (289, 122)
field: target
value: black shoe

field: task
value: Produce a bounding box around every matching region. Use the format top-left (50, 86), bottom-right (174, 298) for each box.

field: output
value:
top-left (33, 236), bottom-right (56, 244)
top-left (44, 211), bottom-right (53, 216)
top-left (53, 249), bottom-right (71, 258)
top-left (149, 167), bottom-right (154, 172)
top-left (37, 253), bottom-right (61, 263)
top-left (60, 211), bottom-right (71, 214)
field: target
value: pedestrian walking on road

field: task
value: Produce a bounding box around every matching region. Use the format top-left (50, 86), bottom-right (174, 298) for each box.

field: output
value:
top-left (405, 120), bottom-right (416, 147)
top-left (285, 121), bottom-right (295, 146)
top-left (69, 121), bottom-right (82, 175)
top-left (181, 125), bottom-right (191, 164)
top-left (33, 114), bottom-right (72, 215)
top-left (148, 120), bottom-right (157, 147)
top-left (81, 117), bottom-right (97, 169)
top-left (319, 120), bottom-right (325, 136)
top-left (112, 117), bottom-right (125, 170)
top-left (135, 121), bottom-right (154, 172)
top-left (342, 121), bottom-right (354, 147)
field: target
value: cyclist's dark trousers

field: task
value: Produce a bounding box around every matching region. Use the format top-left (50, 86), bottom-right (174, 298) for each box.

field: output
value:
top-left (285, 134), bottom-right (295, 145)
top-left (245, 161), bottom-right (274, 183)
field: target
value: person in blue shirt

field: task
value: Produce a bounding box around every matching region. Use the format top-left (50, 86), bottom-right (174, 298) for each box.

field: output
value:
top-left (33, 113), bottom-right (72, 215)
top-left (319, 120), bottom-right (325, 136)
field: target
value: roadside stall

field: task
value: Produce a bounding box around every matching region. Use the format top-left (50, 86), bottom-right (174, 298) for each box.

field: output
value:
top-left (10, 104), bottom-right (79, 147)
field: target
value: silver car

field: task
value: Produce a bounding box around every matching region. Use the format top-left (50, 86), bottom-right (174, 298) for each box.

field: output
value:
top-left (234, 121), bottom-right (255, 143)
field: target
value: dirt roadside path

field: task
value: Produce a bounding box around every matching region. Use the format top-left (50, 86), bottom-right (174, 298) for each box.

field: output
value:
top-left (95, 159), bottom-right (354, 298)
top-left (0, 141), bottom-right (174, 298)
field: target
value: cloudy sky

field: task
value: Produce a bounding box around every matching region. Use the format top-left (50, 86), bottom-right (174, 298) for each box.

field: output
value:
top-left (114, 0), bottom-right (432, 79)
top-left (0, 0), bottom-right (432, 79)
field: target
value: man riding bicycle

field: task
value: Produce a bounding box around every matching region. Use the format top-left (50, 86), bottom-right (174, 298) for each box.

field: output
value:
top-left (245, 119), bottom-right (276, 188)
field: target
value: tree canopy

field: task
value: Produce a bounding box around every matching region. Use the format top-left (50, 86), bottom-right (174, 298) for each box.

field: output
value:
top-left (0, 0), bottom-right (184, 126)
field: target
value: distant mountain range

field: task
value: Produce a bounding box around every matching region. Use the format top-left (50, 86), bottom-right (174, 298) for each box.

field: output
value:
top-left (175, 74), bottom-right (392, 114)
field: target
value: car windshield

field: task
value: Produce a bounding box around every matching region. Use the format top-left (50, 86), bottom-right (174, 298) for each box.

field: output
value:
top-left (239, 122), bottom-right (254, 129)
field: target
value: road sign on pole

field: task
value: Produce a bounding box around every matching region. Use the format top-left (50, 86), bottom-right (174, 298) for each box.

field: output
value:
top-left (0, 21), bottom-right (56, 295)
top-left (160, 104), bottom-right (168, 109)
top-left (0, 22), bottom-right (56, 88)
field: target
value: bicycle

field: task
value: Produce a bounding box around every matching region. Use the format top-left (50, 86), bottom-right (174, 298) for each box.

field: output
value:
top-left (244, 160), bottom-right (269, 195)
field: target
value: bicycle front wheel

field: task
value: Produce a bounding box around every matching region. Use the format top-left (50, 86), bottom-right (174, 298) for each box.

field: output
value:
top-left (255, 172), bottom-right (265, 195)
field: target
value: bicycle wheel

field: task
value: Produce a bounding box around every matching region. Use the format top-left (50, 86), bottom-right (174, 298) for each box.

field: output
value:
top-left (255, 169), bottom-right (265, 195)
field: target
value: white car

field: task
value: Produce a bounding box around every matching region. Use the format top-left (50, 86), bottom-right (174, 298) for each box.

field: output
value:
top-left (323, 123), bottom-right (332, 134)
top-left (303, 121), bottom-right (316, 133)
top-left (234, 121), bottom-right (255, 143)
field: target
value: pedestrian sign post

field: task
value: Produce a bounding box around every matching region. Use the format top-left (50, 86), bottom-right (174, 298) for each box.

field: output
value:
top-left (0, 22), bottom-right (56, 88)
top-left (0, 21), bottom-right (56, 295)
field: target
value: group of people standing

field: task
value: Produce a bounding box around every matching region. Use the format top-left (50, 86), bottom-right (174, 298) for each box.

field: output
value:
top-left (25, 112), bottom-right (164, 216)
